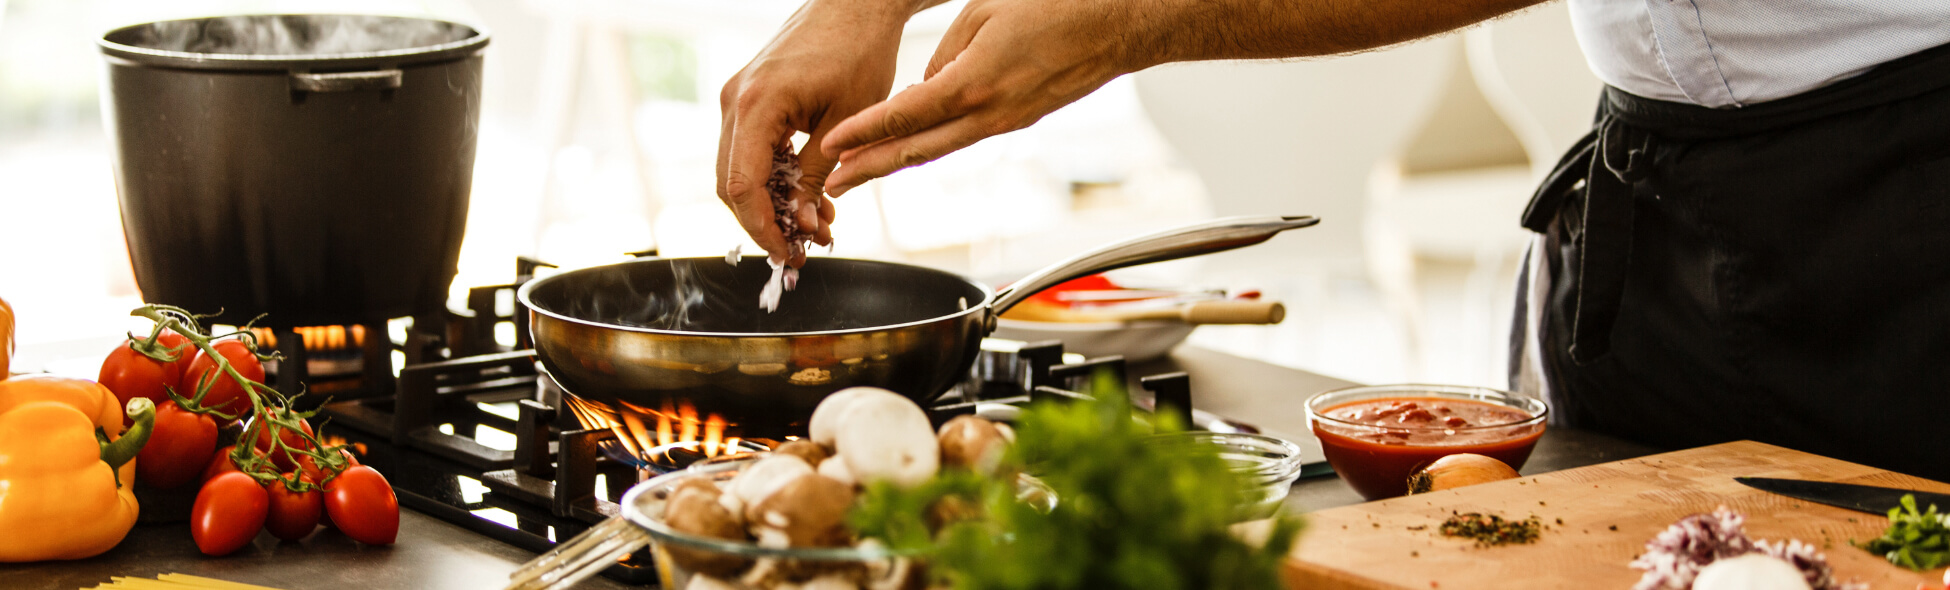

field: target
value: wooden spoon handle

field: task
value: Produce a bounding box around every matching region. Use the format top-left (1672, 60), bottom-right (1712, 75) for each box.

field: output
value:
top-left (1176, 300), bottom-right (1285, 325)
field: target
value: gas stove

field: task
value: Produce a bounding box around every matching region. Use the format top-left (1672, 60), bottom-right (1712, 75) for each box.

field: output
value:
top-left (262, 257), bottom-right (1262, 585)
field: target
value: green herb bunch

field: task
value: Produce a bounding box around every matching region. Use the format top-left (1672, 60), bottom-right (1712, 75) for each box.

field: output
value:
top-left (1854, 494), bottom-right (1950, 570)
top-left (849, 370), bottom-right (1305, 590)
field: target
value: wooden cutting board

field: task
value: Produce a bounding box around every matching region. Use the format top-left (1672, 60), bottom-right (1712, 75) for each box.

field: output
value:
top-left (1284, 441), bottom-right (1950, 589)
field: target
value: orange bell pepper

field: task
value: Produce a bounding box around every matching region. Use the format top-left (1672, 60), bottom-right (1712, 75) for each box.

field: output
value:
top-left (0, 375), bottom-right (154, 562)
top-left (1, 295), bottom-right (14, 376)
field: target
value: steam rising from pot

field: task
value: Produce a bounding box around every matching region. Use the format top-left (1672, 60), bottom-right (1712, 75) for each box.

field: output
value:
top-left (115, 15), bottom-right (472, 57)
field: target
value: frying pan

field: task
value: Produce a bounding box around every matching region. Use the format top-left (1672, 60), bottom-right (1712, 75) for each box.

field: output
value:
top-left (518, 215), bottom-right (1316, 439)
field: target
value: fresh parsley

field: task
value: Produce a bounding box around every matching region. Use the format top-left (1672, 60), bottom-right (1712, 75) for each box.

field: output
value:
top-left (848, 370), bottom-right (1304, 590)
top-left (1853, 494), bottom-right (1950, 571)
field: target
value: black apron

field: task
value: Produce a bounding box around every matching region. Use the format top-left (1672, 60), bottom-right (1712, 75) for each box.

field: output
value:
top-left (1512, 42), bottom-right (1950, 481)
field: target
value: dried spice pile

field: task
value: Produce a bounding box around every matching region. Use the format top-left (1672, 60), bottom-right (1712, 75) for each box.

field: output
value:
top-left (1439, 512), bottom-right (1542, 547)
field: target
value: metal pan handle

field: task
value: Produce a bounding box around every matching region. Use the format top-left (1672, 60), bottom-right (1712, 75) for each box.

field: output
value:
top-left (290, 69), bottom-right (404, 92)
top-left (989, 215), bottom-right (1318, 323)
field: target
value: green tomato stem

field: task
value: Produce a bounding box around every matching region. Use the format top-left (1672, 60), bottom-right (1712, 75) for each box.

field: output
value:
top-left (98, 397), bottom-right (157, 489)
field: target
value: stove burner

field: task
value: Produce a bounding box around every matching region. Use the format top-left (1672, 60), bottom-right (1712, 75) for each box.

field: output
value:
top-left (296, 256), bottom-right (1239, 586)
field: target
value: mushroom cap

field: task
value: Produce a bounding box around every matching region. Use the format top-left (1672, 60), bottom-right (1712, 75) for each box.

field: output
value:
top-left (683, 576), bottom-right (742, 590)
top-left (817, 455), bottom-right (857, 487)
top-left (834, 393), bottom-right (940, 487)
top-left (670, 475), bottom-right (726, 501)
top-left (809, 387), bottom-right (892, 449)
top-left (937, 415), bottom-right (1008, 476)
top-left (664, 484), bottom-right (753, 577)
top-left (746, 473), bottom-right (857, 547)
top-left (726, 454), bottom-right (816, 507)
top-left (773, 439), bottom-right (832, 466)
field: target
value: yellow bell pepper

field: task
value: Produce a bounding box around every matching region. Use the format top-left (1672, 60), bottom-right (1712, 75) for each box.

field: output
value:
top-left (0, 375), bottom-right (154, 562)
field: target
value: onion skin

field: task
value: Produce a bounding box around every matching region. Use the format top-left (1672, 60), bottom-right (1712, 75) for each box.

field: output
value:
top-left (1406, 453), bottom-right (1520, 494)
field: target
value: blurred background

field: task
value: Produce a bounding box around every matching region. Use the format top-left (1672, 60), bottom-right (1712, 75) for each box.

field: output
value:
top-left (0, 0), bottom-right (1599, 387)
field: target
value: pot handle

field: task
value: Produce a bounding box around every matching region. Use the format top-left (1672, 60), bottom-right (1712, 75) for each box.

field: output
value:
top-left (290, 70), bottom-right (404, 93)
top-left (989, 215), bottom-right (1319, 320)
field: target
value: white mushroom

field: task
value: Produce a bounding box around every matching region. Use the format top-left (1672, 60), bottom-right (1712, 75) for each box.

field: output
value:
top-left (808, 387), bottom-right (885, 449)
top-left (833, 392), bottom-right (939, 487)
top-left (726, 455), bottom-right (815, 508)
top-left (798, 575), bottom-right (858, 590)
top-left (816, 455), bottom-right (856, 487)
top-left (773, 439), bottom-right (831, 466)
top-left (865, 556), bottom-right (924, 590)
top-left (664, 483), bottom-right (753, 577)
top-left (685, 575), bottom-right (745, 590)
top-left (746, 474), bottom-right (856, 547)
top-left (936, 415), bottom-right (1008, 476)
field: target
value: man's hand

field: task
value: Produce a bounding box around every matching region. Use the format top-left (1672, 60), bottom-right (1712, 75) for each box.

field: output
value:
top-left (816, 0), bottom-right (1545, 197)
top-left (718, 0), bottom-right (920, 266)
top-left (819, 0), bottom-right (1151, 198)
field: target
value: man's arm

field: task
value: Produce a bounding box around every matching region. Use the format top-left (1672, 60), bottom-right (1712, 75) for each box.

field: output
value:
top-left (819, 0), bottom-right (1546, 197)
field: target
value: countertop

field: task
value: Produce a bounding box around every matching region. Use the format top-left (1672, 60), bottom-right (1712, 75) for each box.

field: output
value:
top-left (2, 346), bottom-right (1662, 590)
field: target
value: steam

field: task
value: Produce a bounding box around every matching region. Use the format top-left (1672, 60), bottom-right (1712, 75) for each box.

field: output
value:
top-left (119, 15), bottom-right (472, 56)
top-left (565, 260), bottom-right (747, 332)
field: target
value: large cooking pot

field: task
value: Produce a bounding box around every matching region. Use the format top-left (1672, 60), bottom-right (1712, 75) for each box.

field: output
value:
top-left (519, 215), bottom-right (1317, 444)
top-left (98, 15), bottom-right (488, 327)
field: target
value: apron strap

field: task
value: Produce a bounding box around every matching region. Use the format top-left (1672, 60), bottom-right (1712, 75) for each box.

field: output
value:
top-left (1521, 105), bottom-right (1659, 364)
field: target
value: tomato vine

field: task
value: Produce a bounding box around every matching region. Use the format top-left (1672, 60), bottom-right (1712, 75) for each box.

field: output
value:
top-left (128, 304), bottom-right (352, 493)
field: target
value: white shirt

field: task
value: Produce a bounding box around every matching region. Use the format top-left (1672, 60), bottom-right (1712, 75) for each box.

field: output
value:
top-left (1568, 0), bottom-right (1950, 108)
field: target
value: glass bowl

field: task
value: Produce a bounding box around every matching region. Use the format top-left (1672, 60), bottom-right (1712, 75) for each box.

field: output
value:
top-left (1150, 432), bottom-right (1305, 518)
top-left (1305, 384), bottom-right (1547, 501)
top-left (619, 457), bottom-right (1055, 590)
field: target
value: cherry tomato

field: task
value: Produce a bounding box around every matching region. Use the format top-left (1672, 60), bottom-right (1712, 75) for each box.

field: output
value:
top-left (135, 400), bottom-right (218, 489)
top-left (192, 471), bottom-right (269, 556)
top-left (183, 339), bottom-right (264, 421)
top-left (297, 447), bottom-right (361, 484)
top-left (265, 474), bottom-right (323, 541)
top-left (99, 343), bottom-right (177, 423)
top-left (203, 445), bottom-right (243, 483)
top-left (324, 466), bottom-right (398, 545)
top-left (153, 329), bottom-right (195, 386)
top-left (249, 415), bottom-right (314, 472)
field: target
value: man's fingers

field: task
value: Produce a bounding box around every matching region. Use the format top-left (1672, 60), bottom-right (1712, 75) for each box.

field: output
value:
top-left (924, 7), bottom-right (986, 80)
top-left (725, 106), bottom-right (794, 259)
top-left (820, 76), bottom-right (970, 161)
top-left (825, 114), bottom-right (1000, 196)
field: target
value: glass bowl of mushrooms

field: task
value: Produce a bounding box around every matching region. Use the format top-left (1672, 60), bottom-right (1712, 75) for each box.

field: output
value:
top-left (507, 388), bottom-right (1051, 590)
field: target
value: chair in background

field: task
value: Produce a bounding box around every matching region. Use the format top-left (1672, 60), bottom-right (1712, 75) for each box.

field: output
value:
top-left (1361, 2), bottom-right (1601, 381)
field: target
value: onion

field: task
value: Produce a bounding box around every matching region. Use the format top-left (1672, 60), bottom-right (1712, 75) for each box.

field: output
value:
top-left (1692, 554), bottom-right (1811, 590)
top-left (1406, 453), bottom-right (1520, 494)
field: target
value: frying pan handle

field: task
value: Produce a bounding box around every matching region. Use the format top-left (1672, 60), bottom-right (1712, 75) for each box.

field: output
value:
top-left (989, 215), bottom-right (1319, 323)
top-left (290, 70), bottom-right (404, 92)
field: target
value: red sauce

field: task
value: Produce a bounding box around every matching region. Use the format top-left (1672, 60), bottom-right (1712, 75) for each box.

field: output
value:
top-left (1311, 397), bottom-right (1544, 500)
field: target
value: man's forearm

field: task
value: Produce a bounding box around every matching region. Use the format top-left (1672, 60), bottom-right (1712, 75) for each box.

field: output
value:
top-left (1134, 0), bottom-right (1549, 67)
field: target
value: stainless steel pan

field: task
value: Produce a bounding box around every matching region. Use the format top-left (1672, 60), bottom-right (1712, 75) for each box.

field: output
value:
top-left (517, 215), bottom-right (1316, 440)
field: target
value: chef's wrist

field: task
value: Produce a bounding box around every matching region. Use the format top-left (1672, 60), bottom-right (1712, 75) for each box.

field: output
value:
top-left (819, 0), bottom-right (939, 29)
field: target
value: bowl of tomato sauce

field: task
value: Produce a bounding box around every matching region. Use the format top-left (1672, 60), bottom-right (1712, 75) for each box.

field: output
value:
top-left (1306, 384), bottom-right (1547, 500)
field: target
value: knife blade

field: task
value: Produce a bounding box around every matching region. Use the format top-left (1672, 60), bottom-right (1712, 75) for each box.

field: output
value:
top-left (1735, 477), bottom-right (1950, 516)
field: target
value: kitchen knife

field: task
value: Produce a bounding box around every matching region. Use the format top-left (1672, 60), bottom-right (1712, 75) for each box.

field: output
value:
top-left (1735, 477), bottom-right (1950, 515)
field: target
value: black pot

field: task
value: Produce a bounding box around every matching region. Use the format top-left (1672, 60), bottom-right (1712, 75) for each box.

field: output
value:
top-left (98, 15), bottom-right (489, 328)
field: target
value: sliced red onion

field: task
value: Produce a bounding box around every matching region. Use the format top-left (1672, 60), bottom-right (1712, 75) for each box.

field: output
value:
top-left (760, 258), bottom-right (787, 313)
top-left (1630, 507), bottom-right (1864, 590)
top-left (757, 144), bottom-right (814, 312)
